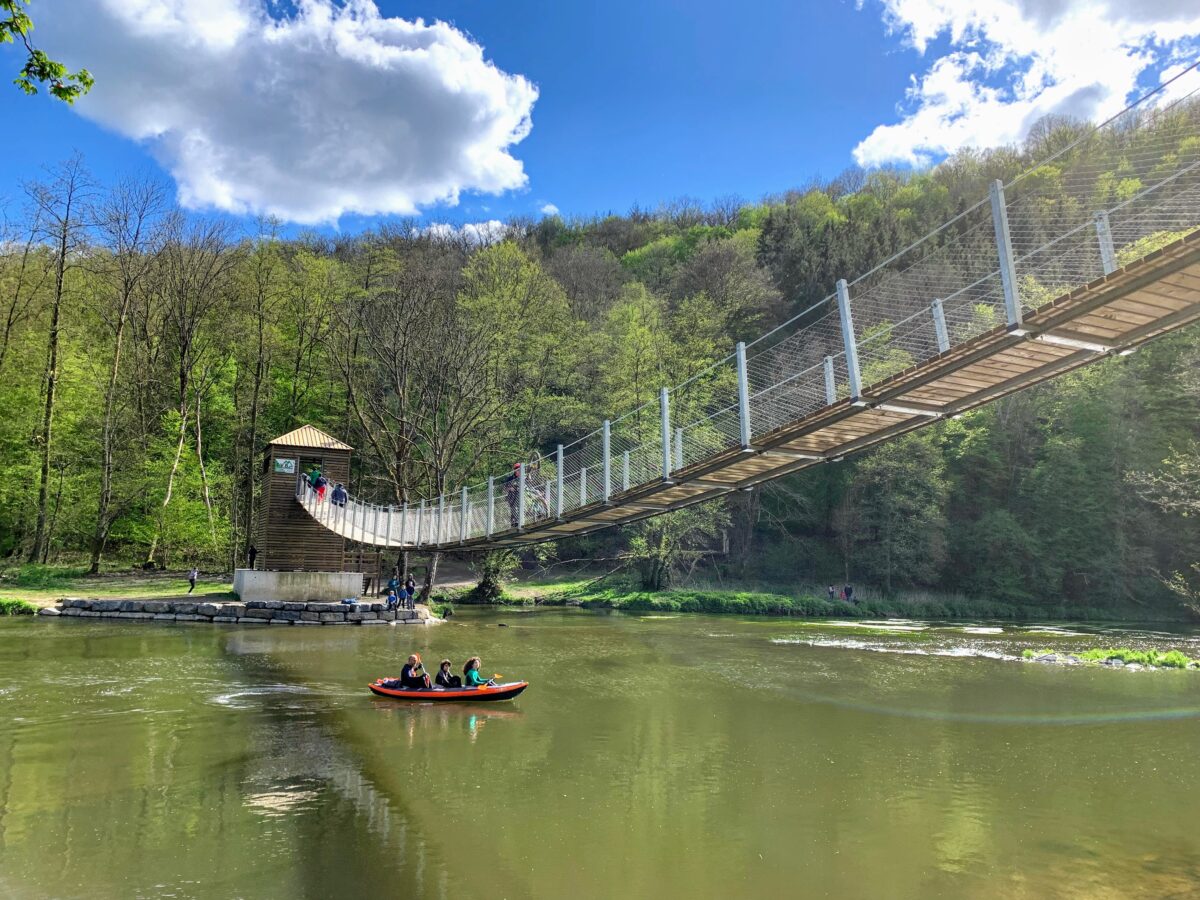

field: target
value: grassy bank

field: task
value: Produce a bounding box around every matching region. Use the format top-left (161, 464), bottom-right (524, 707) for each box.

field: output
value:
top-left (0, 564), bottom-right (235, 609)
top-left (441, 574), bottom-right (1191, 622)
top-left (0, 598), bottom-right (36, 616)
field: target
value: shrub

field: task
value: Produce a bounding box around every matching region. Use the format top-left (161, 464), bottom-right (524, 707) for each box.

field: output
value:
top-left (0, 598), bottom-right (37, 616)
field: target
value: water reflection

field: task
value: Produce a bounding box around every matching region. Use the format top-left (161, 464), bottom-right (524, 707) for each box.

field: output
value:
top-left (2, 612), bottom-right (1200, 898)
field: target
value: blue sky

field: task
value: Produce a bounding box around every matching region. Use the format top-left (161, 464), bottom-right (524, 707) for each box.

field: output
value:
top-left (2, 0), bottom-right (1197, 234)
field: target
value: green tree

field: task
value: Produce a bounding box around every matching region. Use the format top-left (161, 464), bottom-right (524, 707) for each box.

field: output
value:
top-left (2, 0), bottom-right (92, 102)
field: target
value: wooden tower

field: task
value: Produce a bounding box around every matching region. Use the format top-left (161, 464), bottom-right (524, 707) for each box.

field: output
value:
top-left (254, 425), bottom-right (351, 572)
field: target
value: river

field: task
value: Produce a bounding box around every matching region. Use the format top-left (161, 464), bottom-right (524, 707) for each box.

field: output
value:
top-left (1, 610), bottom-right (1198, 898)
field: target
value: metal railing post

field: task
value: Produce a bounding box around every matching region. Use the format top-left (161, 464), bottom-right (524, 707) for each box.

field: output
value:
top-left (460, 486), bottom-right (468, 544)
top-left (372, 505), bottom-right (381, 544)
top-left (487, 477), bottom-right (495, 538)
top-left (437, 494), bottom-right (446, 545)
top-left (735, 341), bottom-right (753, 449)
top-left (555, 445), bottom-right (564, 518)
top-left (823, 355), bottom-right (836, 406)
top-left (660, 387), bottom-right (672, 480)
top-left (602, 420), bottom-right (612, 502)
top-left (517, 464), bottom-right (526, 531)
top-left (989, 179), bottom-right (1023, 328)
top-left (580, 466), bottom-right (588, 506)
top-left (385, 506), bottom-right (393, 547)
top-left (622, 450), bottom-right (630, 492)
top-left (1095, 211), bottom-right (1117, 275)
top-left (416, 499), bottom-right (425, 547)
top-left (835, 279), bottom-right (863, 401)
top-left (931, 298), bottom-right (950, 354)
top-left (400, 503), bottom-right (408, 546)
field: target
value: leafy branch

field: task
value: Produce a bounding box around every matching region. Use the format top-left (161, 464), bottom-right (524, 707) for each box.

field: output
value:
top-left (2, 0), bottom-right (92, 103)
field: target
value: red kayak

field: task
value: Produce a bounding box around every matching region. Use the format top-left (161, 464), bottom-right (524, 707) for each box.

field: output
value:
top-left (368, 678), bottom-right (528, 702)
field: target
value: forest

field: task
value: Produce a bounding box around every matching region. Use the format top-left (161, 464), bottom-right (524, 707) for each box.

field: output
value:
top-left (1, 108), bottom-right (1198, 620)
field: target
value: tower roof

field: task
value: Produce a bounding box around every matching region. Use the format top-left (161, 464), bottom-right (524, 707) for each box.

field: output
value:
top-left (267, 425), bottom-right (353, 452)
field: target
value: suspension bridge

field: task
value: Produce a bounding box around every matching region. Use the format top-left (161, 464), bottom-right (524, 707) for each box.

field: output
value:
top-left (295, 76), bottom-right (1200, 554)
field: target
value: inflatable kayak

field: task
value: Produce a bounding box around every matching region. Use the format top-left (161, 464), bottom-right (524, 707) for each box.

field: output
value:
top-left (368, 678), bottom-right (528, 702)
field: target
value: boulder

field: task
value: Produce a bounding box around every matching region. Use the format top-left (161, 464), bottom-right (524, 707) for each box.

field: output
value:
top-left (1033, 653), bottom-right (1059, 664)
top-left (92, 600), bottom-right (122, 612)
top-left (142, 601), bottom-right (170, 614)
top-left (60, 608), bottom-right (82, 617)
top-left (79, 610), bottom-right (102, 617)
top-left (119, 600), bottom-right (142, 612)
top-left (1102, 657), bottom-right (1126, 667)
top-left (212, 616), bottom-right (239, 624)
top-left (223, 604), bottom-right (246, 618)
top-left (379, 610), bottom-right (396, 622)
top-left (175, 614), bottom-right (202, 622)
top-left (274, 610), bottom-right (301, 621)
top-left (300, 611), bottom-right (322, 622)
top-left (347, 611), bottom-right (378, 622)
top-left (237, 617), bottom-right (269, 624)
top-left (306, 603), bottom-right (341, 614)
top-left (66, 598), bottom-right (90, 608)
top-left (196, 603), bottom-right (222, 617)
top-left (170, 602), bottom-right (197, 615)
top-left (361, 619), bottom-right (386, 626)
top-left (37, 607), bottom-right (61, 616)
top-left (319, 612), bottom-right (346, 623)
top-left (153, 613), bottom-right (177, 621)
top-left (283, 602), bottom-right (307, 611)
top-left (242, 607), bottom-right (273, 619)
top-left (269, 619), bottom-right (293, 625)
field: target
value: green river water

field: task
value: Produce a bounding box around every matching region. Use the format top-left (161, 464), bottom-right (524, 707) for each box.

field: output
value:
top-left (1, 609), bottom-right (1199, 899)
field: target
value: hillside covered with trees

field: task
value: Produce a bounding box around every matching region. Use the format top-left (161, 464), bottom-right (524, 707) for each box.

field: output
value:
top-left (2, 109), bottom-right (1198, 619)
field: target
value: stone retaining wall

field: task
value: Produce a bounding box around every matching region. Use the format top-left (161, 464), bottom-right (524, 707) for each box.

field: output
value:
top-left (37, 598), bottom-right (437, 626)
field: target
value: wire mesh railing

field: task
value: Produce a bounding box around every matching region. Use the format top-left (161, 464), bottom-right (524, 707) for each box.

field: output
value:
top-left (297, 67), bottom-right (1200, 549)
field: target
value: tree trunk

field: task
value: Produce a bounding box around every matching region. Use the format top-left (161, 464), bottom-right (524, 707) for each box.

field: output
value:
top-left (27, 252), bottom-right (65, 563)
top-left (194, 393), bottom-right (218, 546)
top-left (89, 313), bottom-right (129, 574)
top-left (146, 401), bottom-right (189, 565)
top-left (420, 551), bottom-right (441, 602)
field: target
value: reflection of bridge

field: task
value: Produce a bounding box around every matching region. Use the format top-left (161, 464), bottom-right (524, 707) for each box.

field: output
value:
top-left (299, 75), bottom-right (1200, 553)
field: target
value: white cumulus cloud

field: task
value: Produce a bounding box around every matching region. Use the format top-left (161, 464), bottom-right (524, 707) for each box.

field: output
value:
top-left (539, 203), bottom-right (560, 216)
top-left (854, 0), bottom-right (1200, 167)
top-left (38, 0), bottom-right (538, 223)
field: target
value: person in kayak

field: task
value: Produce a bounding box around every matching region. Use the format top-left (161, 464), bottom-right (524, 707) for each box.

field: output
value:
top-left (463, 657), bottom-right (495, 687)
top-left (435, 659), bottom-right (462, 688)
top-left (399, 654), bottom-right (431, 689)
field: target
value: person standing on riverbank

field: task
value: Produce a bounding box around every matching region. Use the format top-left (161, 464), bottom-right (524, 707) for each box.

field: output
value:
top-left (187, 567), bottom-right (198, 594)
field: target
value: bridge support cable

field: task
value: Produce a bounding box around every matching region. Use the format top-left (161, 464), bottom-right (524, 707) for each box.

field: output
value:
top-left (931, 299), bottom-right (950, 354)
top-left (835, 279), bottom-right (863, 402)
top-left (989, 179), bottom-right (1024, 330)
top-left (602, 420), bottom-right (612, 502)
top-left (555, 445), bottom-right (564, 519)
top-left (460, 487), bottom-right (468, 544)
top-left (823, 355), bottom-right (836, 406)
top-left (1095, 211), bottom-right (1118, 275)
top-left (659, 387), bottom-right (672, 481)
top-left (622, 450), bottom-right (631, 492)
top-left (517, 462), bottom-right (526, 531)
top-left (735, 341), bottom-right (752, 450)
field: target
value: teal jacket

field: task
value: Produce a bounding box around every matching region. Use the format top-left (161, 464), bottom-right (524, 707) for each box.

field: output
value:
top-left (464, 668), bottom-right (490, 687)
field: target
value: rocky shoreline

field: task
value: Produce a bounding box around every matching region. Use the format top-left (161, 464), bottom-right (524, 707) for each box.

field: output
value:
top-left (37, 598), bottom-right (439, 626)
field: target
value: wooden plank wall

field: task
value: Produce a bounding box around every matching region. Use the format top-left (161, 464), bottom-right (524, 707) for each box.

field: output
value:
top-left (259, 447), bottom-right (350, 572)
